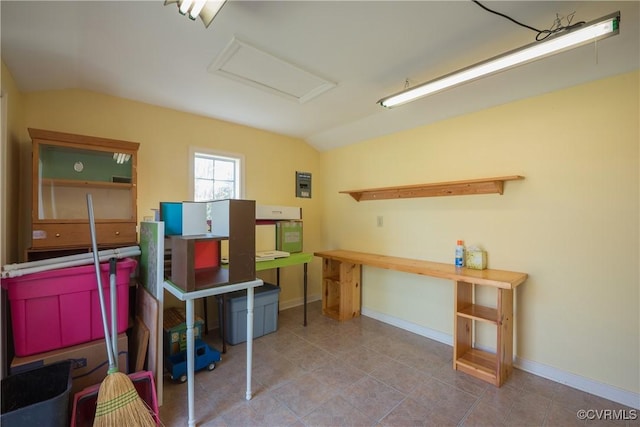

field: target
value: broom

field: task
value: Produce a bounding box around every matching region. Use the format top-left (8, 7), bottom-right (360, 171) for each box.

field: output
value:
top-left (87, 194), bottom-right (156, 427)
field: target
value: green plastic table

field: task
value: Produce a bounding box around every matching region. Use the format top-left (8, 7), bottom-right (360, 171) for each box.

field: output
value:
top-left (255, 252), bottom-right (313, 327)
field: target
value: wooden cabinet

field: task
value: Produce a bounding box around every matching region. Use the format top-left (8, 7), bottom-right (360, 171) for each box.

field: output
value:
top-left (29, 128), bottom-right (139, 252)
top-left (321, 257), bottom-right (361, 321)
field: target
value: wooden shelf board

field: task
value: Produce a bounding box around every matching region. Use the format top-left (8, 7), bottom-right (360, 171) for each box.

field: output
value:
top-left (33, 219), bottom-right (135, 224)
top-left (457, 304), bottom-right (499, 324)
top-left (340, 176), bottom-right (523, 201)
top-left (314, 250), bottom-right (528, 289)
top-left (41, 178), bottom-right (133, 189)
top-left (455, 348), bottom-right (498, 383)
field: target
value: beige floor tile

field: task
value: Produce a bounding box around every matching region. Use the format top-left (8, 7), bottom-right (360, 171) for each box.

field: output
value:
top-left (410, 376), bottom-right (463, 402)
top-left (369, 358), bottom-right (431, 395)
top-left (543, 402), bottom-right (586, 426)
top-left (310, 360), bottom-right (368, 390)
top-left (379, 396), bottom-right (431, 427)
top-left (302, 395), bottom-right (377, 427)
top-left (509, 369), bottom-right (559, 400)
top-left (431, 363), bottom-right (490, 397)
top-left (341, 345), bottom-right (395, 374)
top-left (480, 384), bottom-right (520, 412)
top-left (438, 390), bottom-right (478, 424)
top-left (504, 392), bottom-right (552, 427)
top-left (340, 375), bottom-right (406, 422)
top-left (218, 394), bottom-right (300, 426)
top-left (156, 300), bottom-right (631, 427)
top-left (460, 401), bottom-right (508, 426)
top-left (271, 372), bottom-right (337, 417)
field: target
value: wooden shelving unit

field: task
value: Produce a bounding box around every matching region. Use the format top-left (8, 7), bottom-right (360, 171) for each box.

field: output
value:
top-left (169, 199), bottom-right (256, 292)
top-left (340, 176), bottom-right (524, 201)
top-left (314, 250), bottom-right (527, 387)
top-left (29, 128), bottom-right (139, 254)
top-left (454, 279), bottom-right (514, 386)
top-left (321, 257), bottom-right (361, 321)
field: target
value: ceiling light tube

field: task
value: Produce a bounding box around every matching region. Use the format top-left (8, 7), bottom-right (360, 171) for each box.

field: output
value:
top-left (189, 0), bottom-right (208, 20)
top-left (378, 12), bottom-right (620, 108)
top-left (178, 0), bottom-right (193, 15)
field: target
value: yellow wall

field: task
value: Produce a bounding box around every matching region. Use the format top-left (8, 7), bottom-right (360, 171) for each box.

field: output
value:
top-left (1, 62), bottom-right (26, 265)
top-left (17, 89), bottom-right (323, 308)
top-left (1, 61), bottom-right (27, 379)
top-left (320, 71), bottom-right (639, 395)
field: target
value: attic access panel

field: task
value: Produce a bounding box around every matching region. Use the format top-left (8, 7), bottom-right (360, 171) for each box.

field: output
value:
top-left (208, 37), bottom-right (336, 103)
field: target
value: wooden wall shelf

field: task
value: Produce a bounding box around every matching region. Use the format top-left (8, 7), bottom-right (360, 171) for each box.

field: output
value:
top-left (340, 176), bottom-right (524, 201)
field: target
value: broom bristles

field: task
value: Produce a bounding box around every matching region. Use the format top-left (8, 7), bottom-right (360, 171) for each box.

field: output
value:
top-left (93, 372), bottom-right (156, 427)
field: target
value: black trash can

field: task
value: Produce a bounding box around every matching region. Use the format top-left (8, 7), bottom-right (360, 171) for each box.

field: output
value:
top-left (1, 360), bottom-right (72, 427)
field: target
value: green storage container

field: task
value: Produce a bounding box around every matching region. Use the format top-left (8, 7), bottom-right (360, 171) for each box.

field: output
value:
top-left (276, 220), bottom-right (302, 253)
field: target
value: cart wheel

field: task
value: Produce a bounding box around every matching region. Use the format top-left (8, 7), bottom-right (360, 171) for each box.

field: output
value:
top-left (207, 362), bottom-right (216, 371)
top-left (179, 374), bottom-right (187, 383)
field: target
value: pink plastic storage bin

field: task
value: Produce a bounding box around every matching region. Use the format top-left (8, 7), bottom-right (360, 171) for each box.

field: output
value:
top-left (2, 258), bottom-right (136, 357)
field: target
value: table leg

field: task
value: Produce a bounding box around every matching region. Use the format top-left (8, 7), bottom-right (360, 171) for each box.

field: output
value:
top-left (304, 263), bottom-right (308, 327)
top-left (203, 297), bottom-right (209, 335)
top-left (276, 267), bottom-right (281, 312)
top-left (246, 286), bottom-right (254, 401)
top-left (218, 295), bottom-right (227, 354)
top-left (186, 298), bottom-right (196, 427)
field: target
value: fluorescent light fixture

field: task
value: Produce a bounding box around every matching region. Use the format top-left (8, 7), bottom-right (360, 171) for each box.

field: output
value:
top-left (378, 12), bottom-right (620, 108)
top-left (165, 0), bottom-right (226, 28)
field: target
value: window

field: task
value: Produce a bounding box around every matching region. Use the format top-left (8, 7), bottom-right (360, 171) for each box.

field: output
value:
top-left (190, 147), bottom-right (243, 202)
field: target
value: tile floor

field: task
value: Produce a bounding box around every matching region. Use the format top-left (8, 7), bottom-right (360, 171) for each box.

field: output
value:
top-left (159, 301), bottom-right (638, 426)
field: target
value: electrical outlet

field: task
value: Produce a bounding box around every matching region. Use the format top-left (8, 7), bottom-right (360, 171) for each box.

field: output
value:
top-left (377, 216), bottom-right (383, 227)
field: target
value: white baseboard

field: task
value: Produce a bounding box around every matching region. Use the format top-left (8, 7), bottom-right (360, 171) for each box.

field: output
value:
top-left (514, 356), bottom-right (640, 410)
top-left (279, 293), bottom-right (321, 311)
top-left (361, 306), bottom-right (640, 410)
top-left (361, 306), bottom-right (453, 346)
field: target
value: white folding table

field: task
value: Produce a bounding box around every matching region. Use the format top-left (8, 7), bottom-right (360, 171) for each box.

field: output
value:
top-left (163, 278), bottom-right (263, 427)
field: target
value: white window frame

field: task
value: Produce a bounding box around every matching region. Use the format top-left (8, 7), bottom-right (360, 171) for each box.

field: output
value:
top-left (189, 146), bottom-right (245, 201)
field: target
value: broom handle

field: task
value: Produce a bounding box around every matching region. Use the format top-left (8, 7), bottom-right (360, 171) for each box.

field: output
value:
top-left (87, 194), bottom-right (116, 371)
top-left (110, 257), bottom-right (118, 370)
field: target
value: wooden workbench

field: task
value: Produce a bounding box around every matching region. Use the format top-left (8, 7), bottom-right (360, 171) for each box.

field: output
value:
top-left (314, 249), bottom-right (528, 387)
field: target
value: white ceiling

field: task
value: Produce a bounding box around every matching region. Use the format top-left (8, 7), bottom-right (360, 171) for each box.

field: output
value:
top-left (1, 1), bottom-right (638, 151)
